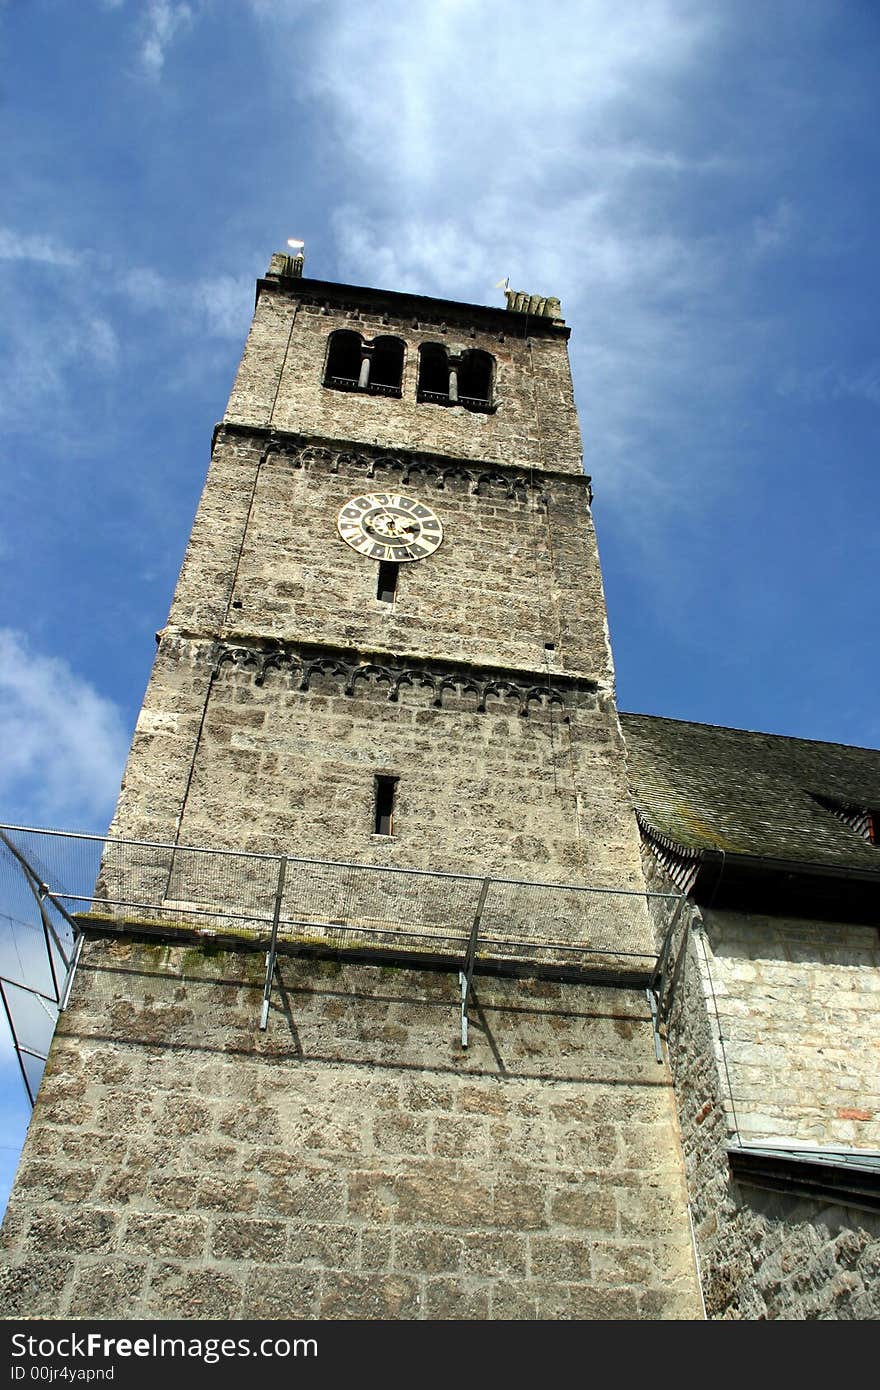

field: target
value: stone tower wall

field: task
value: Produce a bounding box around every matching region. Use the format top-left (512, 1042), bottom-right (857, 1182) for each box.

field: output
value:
top-left (0, 264), bottom-right (704, 1320)
top-left (0, 941), bottom-right (701, 1321)
top-left (224, 279), bottom-right (584, 475)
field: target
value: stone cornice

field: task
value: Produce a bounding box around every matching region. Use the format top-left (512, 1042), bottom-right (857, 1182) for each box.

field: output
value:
top-left (209, 636), bottom-right (599, 718)
top-left (213, 422), bottom-right (593, 502)
top-left (257, 274), bottom-right (571, 341)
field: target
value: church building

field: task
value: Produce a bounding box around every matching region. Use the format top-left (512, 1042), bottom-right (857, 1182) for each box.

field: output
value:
top-left (1, 251), bottom-right (877, 1320)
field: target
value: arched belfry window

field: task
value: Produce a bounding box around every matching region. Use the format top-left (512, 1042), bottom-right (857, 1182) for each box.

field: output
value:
top-left (325, 330), bottom-right (362, 390)
top-left (457, 349), bottom-right (494, 410)
top-left (417, 342), bottom-right (495, 412)
top-left (370, 337), bottom-right (405, 395)
top-left (323, 330), bottom-right (404, 397)
top-left (417, 343), bottom-right (450, 404)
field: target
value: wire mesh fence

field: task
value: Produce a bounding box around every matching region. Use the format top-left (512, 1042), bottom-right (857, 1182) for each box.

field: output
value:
top-left (0, 829), bottom-right (83, 1104)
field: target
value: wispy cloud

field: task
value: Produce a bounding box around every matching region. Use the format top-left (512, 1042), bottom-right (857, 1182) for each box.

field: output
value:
top-left (0, 227), bottom-right (251, 433)
top-left (0, 229), bottom-right (81, 268)
top-left (0, 630), bottom-right (129, 829)
top-left (752, 200), bottom-right (796, 257)
top-left (115, 261), bottom-right (252, 337)
top-left (777, 361), bottom-right (880, 407)
top-left (191, 274), bottom-right (255, 338)
top-left (139, 0), bottom-right (194, 78)
top-left (247, 0), bottom-right (763, 522)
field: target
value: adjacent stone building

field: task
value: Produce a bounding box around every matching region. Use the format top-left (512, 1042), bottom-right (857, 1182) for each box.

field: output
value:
top-left (1, 253), bottom-right (877, 1319)
top-left (625, 715), bottom-right (880, 1318)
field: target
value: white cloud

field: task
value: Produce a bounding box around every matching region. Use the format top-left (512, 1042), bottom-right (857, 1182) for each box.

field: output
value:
top-left (0, 230), bottom-right (253, 433)
top-left (139, 0), bottom-right (194, 78)
top-left (82, 316), bottom-right (121, 371)
top-left (191, 274), bottom-right (254, 339)
top-left (248, 0), bottom-right (760, 522)
top-left (118, 264), bottom-right (252, 338)
top-left (119, 265), bottom-right (171, 310)
top-left (0, 228), bottom-right (81, 268)
top-left (0, 630), bottom-right (129, 830)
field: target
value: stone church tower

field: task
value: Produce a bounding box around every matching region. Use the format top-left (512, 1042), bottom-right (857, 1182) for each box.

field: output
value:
top-left (0, 254), bottom-right (702, 1320)
top-left (112, 252), bottom-right (642, 884)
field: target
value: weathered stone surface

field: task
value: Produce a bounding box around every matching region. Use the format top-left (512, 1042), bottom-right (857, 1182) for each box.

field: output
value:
top-left (2, 947), bottom-right (701, 1320)
top-left (643, 851), bottom-right (880, 1320)
top-left (0, 265), bottom-right (702, 1321)
top-left (145, 1263), bottom-right (242, 1319)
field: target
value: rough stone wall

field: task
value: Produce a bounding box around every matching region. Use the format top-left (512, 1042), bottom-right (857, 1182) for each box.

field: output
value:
top-left (224, 285), bottom-right (584, 475)
top-left (109, 427), bottom-right (641, 900)
top-left (165, 436), bottom-right (610, 680)
top-left (641, 850), bottom-right (880, 1319)
top-left (111, 638), bottom-right (646, 906)
top-left (0, 939), bottom-right (702, 1321)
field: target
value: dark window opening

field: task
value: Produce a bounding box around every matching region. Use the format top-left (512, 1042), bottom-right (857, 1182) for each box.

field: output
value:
top-left (376, 560), bottom-right (399, 603)
top-left (324, 329), bottom-right (362, 389)
top-left (374, 775), bottom-right (397, 836)
top-left (417, 343), bottom-right (451, 403)
top-left (416, 343), bottom-right (495, 411)
top-left (544, 642), bottom-right (555, 651)
top-left (813, 794), bottom-right (878, 846)
top-left (458, 349), bottom-right (494, 410)
top-left (370, 336), bottom-right (405, 395)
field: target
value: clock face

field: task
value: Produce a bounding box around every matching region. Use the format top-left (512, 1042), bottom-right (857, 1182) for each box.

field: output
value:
top-left (336, 492), bottom-right (444, 562)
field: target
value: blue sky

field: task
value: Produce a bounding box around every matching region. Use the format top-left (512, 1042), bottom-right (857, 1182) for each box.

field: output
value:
top-left (1, 0), bottom-right (879, 1210)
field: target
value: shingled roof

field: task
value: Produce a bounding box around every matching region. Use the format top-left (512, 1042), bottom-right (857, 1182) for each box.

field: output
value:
top-left (620, 713), bottom-right (880, 877)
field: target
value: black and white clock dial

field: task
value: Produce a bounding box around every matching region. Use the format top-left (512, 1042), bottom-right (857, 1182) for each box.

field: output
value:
top-left (336, 493), bottom-right (444, 562)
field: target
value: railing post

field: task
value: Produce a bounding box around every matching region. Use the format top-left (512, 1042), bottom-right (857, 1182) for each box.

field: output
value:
top-left (0, 977), bottom-right (35, 1106)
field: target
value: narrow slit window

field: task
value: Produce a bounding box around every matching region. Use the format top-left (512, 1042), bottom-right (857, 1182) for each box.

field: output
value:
top-left (377, 560), bottom-right (399, 603)
top-left (374, 776), bottom-right (397, 836)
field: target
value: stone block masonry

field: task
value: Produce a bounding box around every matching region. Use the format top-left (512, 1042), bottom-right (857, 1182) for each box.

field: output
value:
top-left (0, 939), bottom-right (702, 1320)
top-left (224, 275), bottom-right (584, 476)
top-left (1, 261), bottom-right (704, 1322)
top-left (642, 850), bottom-right (880, 1319)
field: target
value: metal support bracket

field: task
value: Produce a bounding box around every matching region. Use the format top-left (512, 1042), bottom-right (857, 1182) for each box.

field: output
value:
top-left (459, 876), bottom-right (491, 1048)
top-left (646, 894), bottom-right (690, 1064)
top-left (260, 856), bottom-right (287, 1030)
top-left (646, 986), bottom-right (663, 1064)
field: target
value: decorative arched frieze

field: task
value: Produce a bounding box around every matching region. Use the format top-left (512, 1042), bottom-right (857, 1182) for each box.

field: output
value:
top-left (213, 641), bottom-right (588, 721)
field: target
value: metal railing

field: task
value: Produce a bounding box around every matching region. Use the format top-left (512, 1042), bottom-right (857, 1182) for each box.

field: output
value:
top-left (0, 823), bottom-right (683, 1099)
top-left (325, 376), bottom-right (402, 397)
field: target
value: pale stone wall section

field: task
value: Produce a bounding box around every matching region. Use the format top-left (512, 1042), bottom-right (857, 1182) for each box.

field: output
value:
top-left (109, 437), bottom-right (640, 895)
top-left (0, 941), bottom-right (702, 1321)
top-left (700, 907), bottom-right (880, 1149)
top-left (642, 849), bottom-right (880, 1319)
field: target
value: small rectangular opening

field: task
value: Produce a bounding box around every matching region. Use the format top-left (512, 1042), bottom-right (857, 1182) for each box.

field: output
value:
top-left (377, 560), bottom-right (399, 603)
top-left (544, 642), bottom-right (555, 651)
top-left (374, 775), bottom-right (397, 836)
